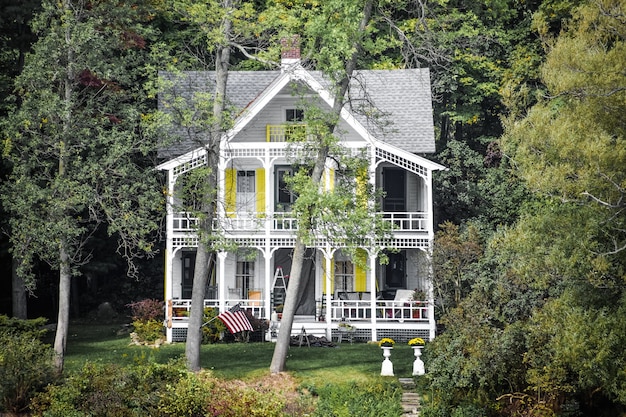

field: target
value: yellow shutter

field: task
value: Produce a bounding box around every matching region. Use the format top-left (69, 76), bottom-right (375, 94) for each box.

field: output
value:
top-left (224, 168), bottom-right (236, 217)
top-left (356, 167), bottom-right (367, 208)
top-left (256, 168), bottom-right (265, 215)
top-left (354, 249), bottom-right (367, 292)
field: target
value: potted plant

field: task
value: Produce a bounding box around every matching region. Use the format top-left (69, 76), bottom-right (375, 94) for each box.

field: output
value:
top-left (378, 337), bottom-right (395, 348)
top-left (411, 289), bottom-right (426, 318)
top-left (408, 337), bottom-right (425, 347)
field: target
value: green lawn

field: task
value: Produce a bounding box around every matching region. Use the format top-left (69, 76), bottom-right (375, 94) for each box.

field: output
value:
top-left (63, 322), bottom-right (417, 384)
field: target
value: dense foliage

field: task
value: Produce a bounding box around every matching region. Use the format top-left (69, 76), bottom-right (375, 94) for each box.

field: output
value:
top-left (1, 0), bottom-right (625, 414)
top-left (0, 316), bottom-right (55, 414)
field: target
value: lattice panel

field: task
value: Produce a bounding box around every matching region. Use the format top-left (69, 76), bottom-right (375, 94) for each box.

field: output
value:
top-left (172, 153), bottom-right (207, 179)
top-left (230, 237), bottom-right (266, 248)
top-left (171, 328), bottom-right (188, 342)
top-left (173, 236), bottom-right (199, 249)
top-left (376, 147), bottom-right (428, 179)
top-left (331, 328), bottom-right (372, 342)
top-left (377, 237), bottom-right (431, 249)
top-left (224, 148), bottom-right (266, 159)
top-left (377, 328), bottom-right (431, 343)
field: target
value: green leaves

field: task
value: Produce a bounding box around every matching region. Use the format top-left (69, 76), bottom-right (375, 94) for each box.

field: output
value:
top-left (1, 0), bottom-right (165, 283)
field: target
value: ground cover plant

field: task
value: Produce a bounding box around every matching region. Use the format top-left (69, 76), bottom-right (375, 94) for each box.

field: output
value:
top-left (28, 321), bottom-right (412, 415)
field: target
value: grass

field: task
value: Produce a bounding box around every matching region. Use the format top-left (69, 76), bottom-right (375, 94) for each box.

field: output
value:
top-left (62, 321), bottom-right (417, 384)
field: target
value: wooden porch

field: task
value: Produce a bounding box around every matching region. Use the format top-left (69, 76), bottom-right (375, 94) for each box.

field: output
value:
top-left (166, 298), bottom-right (435, 343)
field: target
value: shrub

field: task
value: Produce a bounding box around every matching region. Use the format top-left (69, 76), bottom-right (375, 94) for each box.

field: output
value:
top-left (0, 314), bottom-right (49, 339)
top-left (31, 360), bottom-right (183, 417)
top-left (202, 307), bottom-right (226, 344)
top-left (127, 299), bottom-right (164, 345)
top-left (132, 319), bottom-right (164, 344)
top-left (157, 371), bottom-right (287, 417)
top-left (311, 380), bottom-right (403, 417)
top-left (126, 299), bottom-right (163, 322)
top-left (0, 329), bottom-right (55, 413)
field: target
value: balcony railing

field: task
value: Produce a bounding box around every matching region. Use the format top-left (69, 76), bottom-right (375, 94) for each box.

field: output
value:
top-left (266, 124), bottom-right (307, 142)
top-left (383, 212), bottom-right (428, 231)
top-left (172, 212), bottom-right (427, 233)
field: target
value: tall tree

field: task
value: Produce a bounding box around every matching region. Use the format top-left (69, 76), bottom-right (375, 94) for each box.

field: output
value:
top-left (268, 0), bottom-right (377, 374)
top-left (168, 0), bottom-right (263, 371)
top-left (1, 0), bottom-right (164, 373)
top-left (0, 0), bottom-right (41, 319)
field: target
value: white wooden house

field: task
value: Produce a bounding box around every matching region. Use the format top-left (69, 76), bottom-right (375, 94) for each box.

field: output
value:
top-left (157, 47), bottom-right (444, 343)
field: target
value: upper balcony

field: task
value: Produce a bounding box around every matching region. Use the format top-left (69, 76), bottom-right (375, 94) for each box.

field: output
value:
top-left (172, 211), bottom-right (428, 234)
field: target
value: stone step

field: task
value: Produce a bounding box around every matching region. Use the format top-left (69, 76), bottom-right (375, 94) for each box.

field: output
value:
top-left (399, 378), bottom-right (420, 416)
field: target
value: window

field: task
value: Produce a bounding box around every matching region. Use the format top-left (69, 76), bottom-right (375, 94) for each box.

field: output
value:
top-left (236, 259), bottom-right (254, 299)
top-left (236, 170), bottom-right (255, 212)
top-left (275, 166), bottom-right (296, 211)
top-left (335, 261), bottom-right (355, 293)
top-left (285, 108), bottom-right (304, 122)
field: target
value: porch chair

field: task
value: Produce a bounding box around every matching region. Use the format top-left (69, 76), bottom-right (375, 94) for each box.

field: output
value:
top-left (392, 289), bottom-right (414, 320)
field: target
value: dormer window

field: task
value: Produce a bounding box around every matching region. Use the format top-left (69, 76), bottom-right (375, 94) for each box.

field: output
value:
top-left (285, 108), bottom-right (304, 122)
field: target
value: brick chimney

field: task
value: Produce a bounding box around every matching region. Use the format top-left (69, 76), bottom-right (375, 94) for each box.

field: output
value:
top-left (280, 35), bottom-right (300, 69)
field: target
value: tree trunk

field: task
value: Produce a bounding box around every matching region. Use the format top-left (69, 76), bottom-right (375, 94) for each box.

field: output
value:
top-left (185, 1), bottom-right (231, 371)
top-left (54, 239), bottom-right (71, 374)
top-left (53, 0), bottom-right (73, 375)
top-left (185, 241), bottom-right (212, 371)
top-left (270, 241), bottom-right (307, 373)
top-left (270, 0), bottom-right (374, 374)
top-left (11, 258), bottom-right (27, 319)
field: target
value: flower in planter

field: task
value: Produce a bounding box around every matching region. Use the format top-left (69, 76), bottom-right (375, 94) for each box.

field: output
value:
top-left (408, 337), bottom-right (425, 346)
top-left (378, 337), bottom-right (395, 347)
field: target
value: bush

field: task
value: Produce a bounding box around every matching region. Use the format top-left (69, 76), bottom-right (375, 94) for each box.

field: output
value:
top-left (0, 327), bottom-right (55, 413)
top-left (0, 314), bottom-right (49, 339)
top-left (126, 299), bottom-right (163, 322)
top-left (127, 299), bottom-right (164, 345)
top-left (32, 360), bottom-right (299, 417)
top-left (311, 380), bottom-right (403, 417)
top-left (202, 307), bottom-right (226, 344)
top-left (131, 319), bottom-right (164, 344)
top-left (31, 360), bottom-right (183, 417)
top-left (157, 371), bottom-right (288, 417)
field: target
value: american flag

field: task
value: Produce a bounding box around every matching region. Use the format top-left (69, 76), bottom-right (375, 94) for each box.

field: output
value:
top-left (218, 304), bottom-right (254, 334)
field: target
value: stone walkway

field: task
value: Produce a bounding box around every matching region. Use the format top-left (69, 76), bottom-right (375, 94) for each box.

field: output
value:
top-left (398, 377), bottom-right (421, 416)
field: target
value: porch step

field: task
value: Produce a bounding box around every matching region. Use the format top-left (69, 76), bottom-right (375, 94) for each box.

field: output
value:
top-left (398, 378), bottom-right (420, 416)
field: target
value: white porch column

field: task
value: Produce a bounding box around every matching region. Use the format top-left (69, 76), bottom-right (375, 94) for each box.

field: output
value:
top-left (263, 248), bottom-right (272, 320)
top-left (324, 249), bottom-right (333, 339)
top-left (369, 249), bottom-right (378, 342)
top-left (164, 170), bottom-right (175, 342)
top-left (217, 251), bottom-right (228, 312)
top-left (425, 170), bottom-right (435, 240)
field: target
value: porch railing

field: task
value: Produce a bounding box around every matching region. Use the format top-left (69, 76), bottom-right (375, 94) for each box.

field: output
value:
top-left (327, 300), bottom-right (429, 322)
top-left (173, 212), bottom-right (426, 233)
top-left (169, 299), bottom-right (265, 322)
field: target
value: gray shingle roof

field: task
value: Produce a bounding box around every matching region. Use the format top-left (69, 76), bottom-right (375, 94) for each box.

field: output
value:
top-left (158, 67), bottom-right (435, 159)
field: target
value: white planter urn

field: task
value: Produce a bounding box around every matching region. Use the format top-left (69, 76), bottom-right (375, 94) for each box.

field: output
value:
top-left (412, 346), bottom-right (425, 376)
top-left (380, 346), bottom-right (394, 376)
